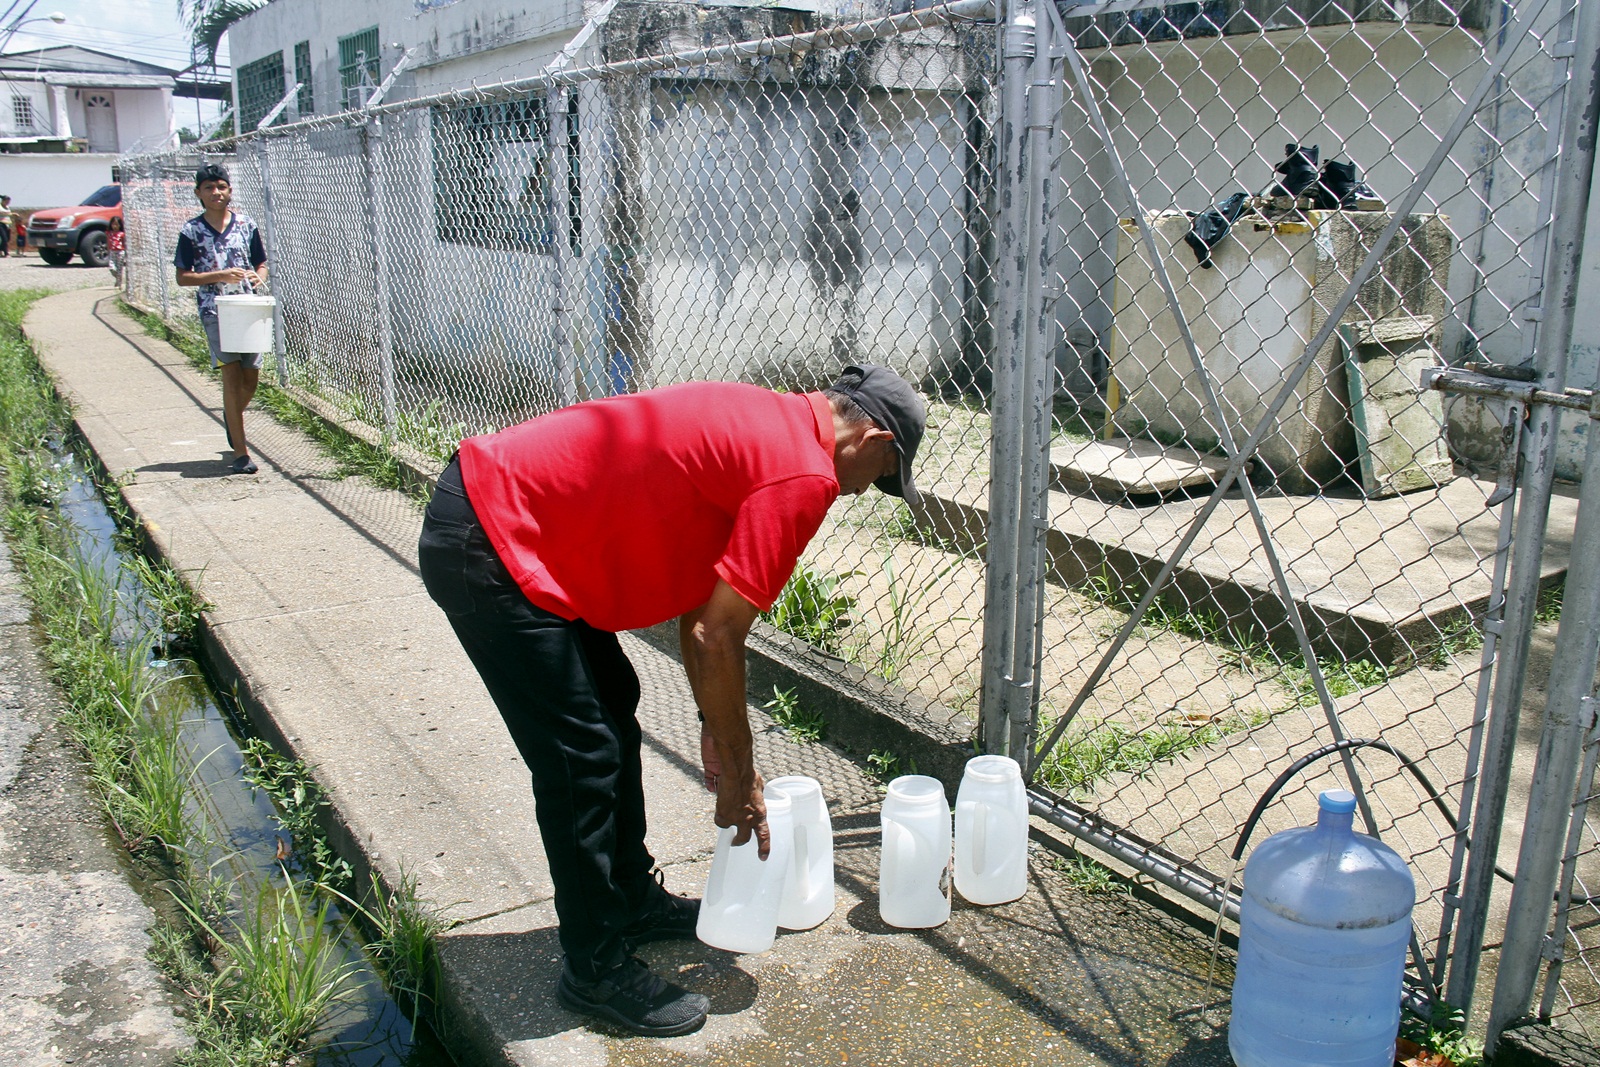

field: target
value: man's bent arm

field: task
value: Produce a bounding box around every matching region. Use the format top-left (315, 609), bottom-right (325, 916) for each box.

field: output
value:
top-left (680, 579), bottom-right (769, 858)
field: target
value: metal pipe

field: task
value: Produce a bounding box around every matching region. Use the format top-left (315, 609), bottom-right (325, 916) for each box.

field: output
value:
top-left (255, 142), bottom-right (288, 387)
top-left (1451, 0), bottom-right (1600, 1015)
top-left (362, 116), bottom-right (398, 436)
top-left (551, 87), bottom-right (577, 408)
top-left (1537, 697), bottom-right (1600, 1023)
top-left (1028, 788), bottom-right (1241, 918)
top-left (1430, 414), bottom-right (1522, 994)
top-left (980, 0), bottom-right (1033, 756)
top-left (1482, 7), bottom-right (1600, 1028)
top-left (1006, 0), bottom-right (1060, 759)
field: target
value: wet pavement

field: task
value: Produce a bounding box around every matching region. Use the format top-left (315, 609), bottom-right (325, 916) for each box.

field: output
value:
top-left (23, 285), bottom-right (1240, 1066)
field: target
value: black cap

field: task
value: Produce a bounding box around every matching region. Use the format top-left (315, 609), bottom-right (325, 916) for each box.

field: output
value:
top-left (194, 162), bottom-right (231, 188)
top-left (829, 363), bottom-right (926, 507)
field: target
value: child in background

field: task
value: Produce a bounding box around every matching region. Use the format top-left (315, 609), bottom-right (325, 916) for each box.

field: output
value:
top-left (174, 164), bottom-right (269, 475)
top-left (107, 216), bottom-right (125, 283)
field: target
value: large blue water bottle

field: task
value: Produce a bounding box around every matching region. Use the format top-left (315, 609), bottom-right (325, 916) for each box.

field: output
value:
top-left (1229, 789), bottom-right (1416, 1067)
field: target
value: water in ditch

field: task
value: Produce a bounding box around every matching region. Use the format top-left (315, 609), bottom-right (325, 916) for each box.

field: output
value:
top-left (48, 446), bottom-right (453, 1066)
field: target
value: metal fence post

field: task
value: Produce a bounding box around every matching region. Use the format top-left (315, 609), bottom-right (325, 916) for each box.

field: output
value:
top-left (255, 141), bottom-right (289, 387)
top-left (552, 86), bottom-right (577, 408)
top-left (979, 0), bottom-right (1035, 757)
top-left (1008, 0), bottom-right (1059, 760)
top-left (1479, 0), bottom-right (1600, 1044)
top-left (1448, 0), bottom-right (1600, 1013)
top-left (363, 113), bottom-right (398, 436)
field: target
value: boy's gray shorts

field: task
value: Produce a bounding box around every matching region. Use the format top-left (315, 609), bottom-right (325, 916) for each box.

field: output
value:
top-left (202, 316), bottom-right (265, 370)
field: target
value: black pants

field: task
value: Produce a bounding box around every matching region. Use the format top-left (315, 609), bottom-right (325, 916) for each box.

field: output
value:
top-left (417, 457), bottom-right (655, 979)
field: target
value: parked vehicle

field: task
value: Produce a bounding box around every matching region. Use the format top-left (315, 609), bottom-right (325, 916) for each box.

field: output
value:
top-left (27, 184), bottom-right (122, 268)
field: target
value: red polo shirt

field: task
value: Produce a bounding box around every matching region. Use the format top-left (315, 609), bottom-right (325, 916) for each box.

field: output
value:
top-left (457, 382), bottom-right (839, 632)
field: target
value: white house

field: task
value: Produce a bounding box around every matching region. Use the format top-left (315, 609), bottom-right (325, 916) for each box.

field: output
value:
top-left (0, 46), bottom-right (180, 208)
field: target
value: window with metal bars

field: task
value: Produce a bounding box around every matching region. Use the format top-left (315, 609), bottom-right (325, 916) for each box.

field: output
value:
top-left (236, 51), bottom-right (286, 132)
top-left (294, 41), bottom-right (313, 118)
top-left (431, 97), bottom-right (559, 255)
top-left (11, 94), bottom-right (34, 132)
top-left (338, 26), bottom-right (380, 109)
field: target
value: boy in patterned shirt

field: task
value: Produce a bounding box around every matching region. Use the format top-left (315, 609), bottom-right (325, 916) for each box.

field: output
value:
top-left (174, 163), bottom-right (269, 475)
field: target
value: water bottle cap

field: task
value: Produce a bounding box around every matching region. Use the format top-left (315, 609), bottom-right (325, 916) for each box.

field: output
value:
top-left (1319, 789), bottom-right (1357, 813)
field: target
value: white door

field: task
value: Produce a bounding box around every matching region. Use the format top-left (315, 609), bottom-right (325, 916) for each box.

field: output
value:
top-left (83, 93), bottom-right (116, 152)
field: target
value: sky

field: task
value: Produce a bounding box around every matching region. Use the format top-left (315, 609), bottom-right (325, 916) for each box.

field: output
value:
top-left (2, 0), bottom-right (230, 129)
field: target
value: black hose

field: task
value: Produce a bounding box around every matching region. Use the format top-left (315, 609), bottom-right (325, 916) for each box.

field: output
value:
top-left (1229, 737), bottom-right (1514, 886)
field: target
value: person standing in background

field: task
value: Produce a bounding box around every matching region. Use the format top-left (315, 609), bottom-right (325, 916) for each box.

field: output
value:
top-left (0, 196), bottom-right (14, 258)
top-left (174, 163), bottom-right (269, 475)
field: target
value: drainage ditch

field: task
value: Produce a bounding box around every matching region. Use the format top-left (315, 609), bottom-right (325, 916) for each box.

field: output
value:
top-left (42, 442), bottom-right (453, 1067)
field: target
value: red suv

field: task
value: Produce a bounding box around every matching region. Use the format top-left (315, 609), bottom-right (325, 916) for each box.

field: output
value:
top-left (27, 184), bottom-right (122, 268)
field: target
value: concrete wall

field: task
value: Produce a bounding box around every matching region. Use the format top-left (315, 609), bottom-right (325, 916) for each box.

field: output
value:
top-left (230, 0), bottom-right (587, 118)
top-left (0, 80), bottom-right (51, 138)
top-left (1059, 19), bottom-right (1597, 478)
top-left (641, 81), bottom-right (968, 389)
top-left (105, 89), bottom-right (175, 152)
top-left (0, 155), bottom-right (116, 211)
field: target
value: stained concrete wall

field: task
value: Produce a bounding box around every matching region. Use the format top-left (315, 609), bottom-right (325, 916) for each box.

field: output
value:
top-left (640, 81), bottom-right (969, 389)
top-left (1107, 210), bottom-right (1454, 490)
top-left (0, 155), bottom-right (115, 211)
top-left (1059, 18), bottom-right (1598, 479)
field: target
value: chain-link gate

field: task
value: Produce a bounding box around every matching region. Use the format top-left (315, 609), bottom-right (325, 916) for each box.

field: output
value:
top-left (118, 0), bottom-right (1599, 1047)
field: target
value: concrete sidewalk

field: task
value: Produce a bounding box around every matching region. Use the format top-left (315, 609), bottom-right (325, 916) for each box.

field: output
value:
top-left (26, 287), bottom-right (1235, 1067)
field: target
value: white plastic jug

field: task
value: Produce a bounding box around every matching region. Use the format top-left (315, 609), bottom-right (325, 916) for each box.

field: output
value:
top-left (954, 755), bottom-right (1029, 905)
top-left (879, 774), bottom-right (951, 929)
top-left (695, 785), bottom-right (794, 954)
top-left (1229, 789), bottom-right (1416, 1067)
top-left (215, 293), bottom-right (276, 353)
top-left (768, 776), bottom-right (835, 931)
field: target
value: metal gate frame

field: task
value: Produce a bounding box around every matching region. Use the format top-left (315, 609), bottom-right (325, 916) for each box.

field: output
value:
top-left (980, 0), bottom-right (1600, 1042)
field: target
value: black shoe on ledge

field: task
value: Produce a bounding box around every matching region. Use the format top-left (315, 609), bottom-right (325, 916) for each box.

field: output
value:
top-left (557, 955), bottom-right (710, 1037)
top-left (622, 868), bottom-right (700, 946)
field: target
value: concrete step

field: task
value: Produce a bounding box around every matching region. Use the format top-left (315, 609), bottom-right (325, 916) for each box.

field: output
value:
top-left (921, 473), bottom-right (1576, 666)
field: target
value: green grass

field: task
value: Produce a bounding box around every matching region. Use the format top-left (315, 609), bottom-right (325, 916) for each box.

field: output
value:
top-left (1044, 850), bottom-right (1132, 896)
top-left (867, 549), bottom-right (967, 682)
top-left (865, 748), bottom-right (916, 782)
top-left (345, 869), bottom-right (454, 1031)
top-left (764, 564), bottom-right (857, 655)
top-left (241, 738), bottom-right (354, 892)
top-left (1400, 1002), bottom-right (1483, 1067)
top-left (763, 686), bottom-right (827, 743)
top-left (1034, 711), bottom-right (1266, 797)
top-left (175, 876), bottom-right (364, 1056)
top-left (3, 291), bottom-right (447, 1063)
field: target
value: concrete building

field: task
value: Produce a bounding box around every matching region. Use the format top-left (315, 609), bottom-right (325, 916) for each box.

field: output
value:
top-left (0, 46), bottom-right (182, 207)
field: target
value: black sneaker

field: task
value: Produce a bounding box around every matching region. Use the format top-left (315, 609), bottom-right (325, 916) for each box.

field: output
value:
top-left (622, 869), bottom-right (700, 946)
top-left (229, 455), bottom-right (258, 475)
top-left (556, 955), bottom-right (710, 1037)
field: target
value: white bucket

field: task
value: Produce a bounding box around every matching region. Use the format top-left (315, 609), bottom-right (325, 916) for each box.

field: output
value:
top-left (215, 294), bottom-right (275, 353)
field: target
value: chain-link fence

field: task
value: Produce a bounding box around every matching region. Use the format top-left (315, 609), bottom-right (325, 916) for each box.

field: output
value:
top-left (119, 0), bottom-right (1600, 1046)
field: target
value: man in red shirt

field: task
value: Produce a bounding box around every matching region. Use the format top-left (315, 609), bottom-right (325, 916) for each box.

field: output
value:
top-left (418, 364), bottom-right (924, 1036)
